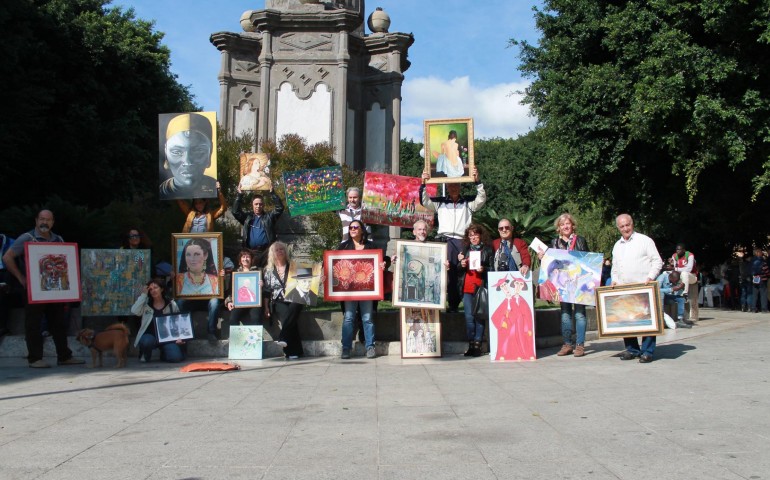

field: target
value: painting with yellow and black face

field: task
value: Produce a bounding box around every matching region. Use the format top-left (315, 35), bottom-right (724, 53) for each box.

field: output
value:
top-left (158, 112), bottom-right (218, 201)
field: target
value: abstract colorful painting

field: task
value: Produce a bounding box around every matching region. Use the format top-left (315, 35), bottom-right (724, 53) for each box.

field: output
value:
top-left (487, 271), bottom-right (536, 362)
top-left (538, 248), bottom-right (603, 306)
top-left (81, 249), bottom-right (151, 316)
top-left (323, 250), bottom-right (384, 301)
top-left (400, 308), bottom-right (442, 358)
top-left (24, 242), bottom-right (81, 304)
top-left (282, 166), bottom-right (345, 217)
top-left (392, 240), bottom-right (447, 309)
top-left (228, 325), bottom-right (264, 360)
top-left (595, 283), bottom-right (665, 337)
top-left (361, 172), bottom-right (436, 228)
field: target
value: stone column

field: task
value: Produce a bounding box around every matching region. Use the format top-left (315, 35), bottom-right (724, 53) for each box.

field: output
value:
top-left (258, 31), bottom-right (274, 149)
top-left (335, 30), bottom-right (350, 165)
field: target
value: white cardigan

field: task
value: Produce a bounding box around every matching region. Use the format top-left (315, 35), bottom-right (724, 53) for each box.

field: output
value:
top-left (131, 293), bottom-right (179, 347)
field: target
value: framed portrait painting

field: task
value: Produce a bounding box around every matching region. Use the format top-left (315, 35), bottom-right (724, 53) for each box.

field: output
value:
top-left (238, 152), bottom-right (271, 192)
top-left (400, 308), bottom-right (442, 358)
top-left (172, 233), bottom-right (224, 300)
top-left (232, 271), bottom-right (262, 308)
top-left (284, 263), bottom-right (322, 307)
top-left (323, 250), bottom-right (384, 301)
top-left (158, 111), bottom-right (218, 201)
top-left (595, 283), bottom-right (665, 338)
top-left (155, 313), bottom-right (194, 343)
top-left (424, 118), bottom-right (475, 184)
top-left (80, 249), bottom-right (151, 316)
top-left (24, 242), bottom-right (82, 304)
top-left (392, 240), bottom-right (447, 309)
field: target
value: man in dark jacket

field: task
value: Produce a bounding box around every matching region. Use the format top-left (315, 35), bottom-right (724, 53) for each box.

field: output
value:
top-left (232, 184), bottom-right (284, 267)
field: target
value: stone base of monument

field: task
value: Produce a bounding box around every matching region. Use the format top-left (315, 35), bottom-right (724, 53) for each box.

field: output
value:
top-left (1, 307), bottom-right (598, 359)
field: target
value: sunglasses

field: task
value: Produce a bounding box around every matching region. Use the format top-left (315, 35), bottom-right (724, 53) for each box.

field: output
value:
top-left (498, 226), bottom-right (512, 231)
top-left (349, 225), bottom-right (361, 230)
top-left (128, 234), bottom-right (141, 238)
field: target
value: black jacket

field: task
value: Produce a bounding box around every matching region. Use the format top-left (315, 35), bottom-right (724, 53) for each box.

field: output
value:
top-left (549, 235), bottom-right (589, 252)
top-left (232, 191), bottom-right (284, 247)
top-left (457, 244), bottom-right (494, 298)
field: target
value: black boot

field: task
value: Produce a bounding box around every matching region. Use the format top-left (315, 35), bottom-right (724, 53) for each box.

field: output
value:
top-left (471, 341), bottom-right (482, 357)
top-left (464, 341), bottom-right (474, 357)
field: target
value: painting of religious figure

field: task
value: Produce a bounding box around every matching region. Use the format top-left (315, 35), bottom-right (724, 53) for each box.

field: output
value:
top-left (323, 250), bottom-right (384, 301)
top-left (238, 152), bottom-right (271, 191)
top-left (24, 242), bottom-right (81, 304)
top-left (400, 308), bottom-right (442, 358)
top-left (361, 172), bottom-right (436, 228)
top-left (488, 271), bottom-right (536, 362)
top-left (282, 166), bottom-right (345, 217)
top-left (231, 271), bottom-right (262, 308)
top-left (158, 112), bottom-right (218, 201)
top-left (595, 283), bottom-right (665, 337)
top-left (537, 248), bottom-right (603, 306)
top-left (392, 240), bottom-right (447, 309)
top-left (81, 249), bottom-right (151, 316)
top-left (424, 118), bottom-right (475, 184)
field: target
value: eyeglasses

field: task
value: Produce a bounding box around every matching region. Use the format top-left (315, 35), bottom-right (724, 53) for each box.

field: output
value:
top-left (128, 234), bottom-right (141, 238)
top-left (349, 225), bottom-right (361, 230)
top-left (498, 226), bottom-right (512, 231)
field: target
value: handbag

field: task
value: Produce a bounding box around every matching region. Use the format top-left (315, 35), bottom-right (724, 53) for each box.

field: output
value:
top-left (472, 285), bottom-right (489, 319)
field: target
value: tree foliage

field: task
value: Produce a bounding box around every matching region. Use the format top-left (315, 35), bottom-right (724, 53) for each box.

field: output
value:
top-left (0, 0), bottom-right (196, 209)
top-left (514, 0), bottom-right (770, 262)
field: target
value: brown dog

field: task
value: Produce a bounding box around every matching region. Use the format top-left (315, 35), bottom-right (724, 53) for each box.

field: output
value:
top-left (76, 323), bottom-right (130, 368)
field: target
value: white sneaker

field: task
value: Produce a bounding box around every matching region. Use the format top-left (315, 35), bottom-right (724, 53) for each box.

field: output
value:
top-left (276, 340), bottom-right (288, 348)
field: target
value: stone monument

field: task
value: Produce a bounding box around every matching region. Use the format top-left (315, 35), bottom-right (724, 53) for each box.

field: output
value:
top-left (210, 0), bottom-right (413, 174)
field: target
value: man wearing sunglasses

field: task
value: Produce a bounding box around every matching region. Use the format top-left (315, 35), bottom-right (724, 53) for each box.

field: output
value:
top-left (491, 219), bottom-right (531, 275)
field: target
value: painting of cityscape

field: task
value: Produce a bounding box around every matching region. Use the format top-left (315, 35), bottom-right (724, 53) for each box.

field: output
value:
top-left (80, 249), bottom-right (151, 316)
top-left (392, 240), bottom-right (447, 309)
top-left (282, 166), bottom-right (345, 217)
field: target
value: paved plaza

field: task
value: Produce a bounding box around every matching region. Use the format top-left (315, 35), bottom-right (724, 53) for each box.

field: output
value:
top-left (0, 308), bottom-right (768, 480)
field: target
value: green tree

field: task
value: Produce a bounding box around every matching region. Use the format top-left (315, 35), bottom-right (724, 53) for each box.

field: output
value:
top-left (0, 0), bottom-right (196, 209)
top-left (514, 0), bottom-right (770, 263)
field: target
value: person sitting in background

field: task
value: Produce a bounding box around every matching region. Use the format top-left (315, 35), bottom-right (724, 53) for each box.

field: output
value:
top-left (657, 270), bottom-right (691, 329)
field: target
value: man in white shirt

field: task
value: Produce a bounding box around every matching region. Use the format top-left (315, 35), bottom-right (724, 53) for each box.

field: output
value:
top-left (610, 214), bottom-right (664, 363)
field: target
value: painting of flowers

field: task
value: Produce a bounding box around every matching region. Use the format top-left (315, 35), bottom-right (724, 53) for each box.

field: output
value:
top-left (323, 250), bottom-right (384, 301)
top-left (228, 325), bottom-right (264, 360)
top-left (361, 172), bottom-right (437, 228)
top-left (282, 165), bottom-right (346, 217)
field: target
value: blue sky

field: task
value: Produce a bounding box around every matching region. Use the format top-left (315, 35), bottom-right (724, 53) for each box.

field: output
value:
top-left (114, 0), bottom-right (543, 140)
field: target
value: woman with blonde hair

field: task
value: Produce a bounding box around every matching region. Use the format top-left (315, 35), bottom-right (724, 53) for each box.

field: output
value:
top-left (538, 213), bottom-right (590, 357)
top-left (262, 242), bottom-right (304, 359)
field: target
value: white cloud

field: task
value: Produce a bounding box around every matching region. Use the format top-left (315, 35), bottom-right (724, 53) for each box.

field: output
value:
top-left (399, 76), bottom-right (537, 141)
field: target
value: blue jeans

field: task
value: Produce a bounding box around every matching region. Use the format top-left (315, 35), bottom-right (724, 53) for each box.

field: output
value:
top-left (342, 301), bottom-right (374, 349)
top-left (663, 294), bottom-right (685, 319)
top-left (177, 298), bottom-right (221, 334)
top-left (741, 281), bottom-right (754, 308)
top-left (138, 334), bottom-right (185, 363)
top-left (560, 302), bottom-right (586, 345)
top-left (463, 293), bottom-right (484, 342)
top-left (623, 336), bottom-right (656, 356)
top-left (753, 283), bottom-right (768, 312)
